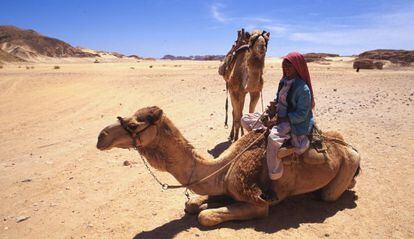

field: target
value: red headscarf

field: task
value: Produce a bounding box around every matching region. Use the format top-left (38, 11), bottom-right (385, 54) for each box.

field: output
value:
top-left (283, 52), bottom-right (315, 108)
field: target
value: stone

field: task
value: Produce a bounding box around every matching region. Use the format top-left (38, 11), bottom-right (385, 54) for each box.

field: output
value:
top-left (16, 216), bottom-right (30, 223)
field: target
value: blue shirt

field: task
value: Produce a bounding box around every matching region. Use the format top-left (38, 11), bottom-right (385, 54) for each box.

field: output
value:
top-left (275, 77), bottom-right (314, 135)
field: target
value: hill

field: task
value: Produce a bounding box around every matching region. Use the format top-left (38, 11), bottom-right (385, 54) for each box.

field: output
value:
top-left (358, 49), bottom-right (414, 65)
top-left (0, 25), bottom-right (98, 61)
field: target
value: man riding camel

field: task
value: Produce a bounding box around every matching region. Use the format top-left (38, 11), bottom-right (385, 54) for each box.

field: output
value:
top-left (241, 52), bottom-right (315, 183)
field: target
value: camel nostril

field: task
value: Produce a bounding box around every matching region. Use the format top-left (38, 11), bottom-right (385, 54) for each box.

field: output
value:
top-left (97, 131), bottom-right (109, 150)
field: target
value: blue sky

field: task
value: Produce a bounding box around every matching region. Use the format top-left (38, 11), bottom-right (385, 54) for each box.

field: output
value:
top-left (1, 0), bottom-right (413, 57)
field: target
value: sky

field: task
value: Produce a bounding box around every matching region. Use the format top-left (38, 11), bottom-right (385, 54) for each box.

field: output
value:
top-left (1, 0), bottom-right (413, 58)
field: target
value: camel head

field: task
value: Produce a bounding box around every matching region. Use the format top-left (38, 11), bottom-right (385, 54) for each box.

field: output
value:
top-left (97, 106), bottom-right (163, 150)
top-left (249, 30), bottom-right (270, 58)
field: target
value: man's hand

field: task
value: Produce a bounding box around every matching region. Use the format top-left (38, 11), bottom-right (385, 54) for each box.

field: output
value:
top-left (264, 117), bottom-right (277, 128)
top-left (266, 100), bottom-right (277, 118)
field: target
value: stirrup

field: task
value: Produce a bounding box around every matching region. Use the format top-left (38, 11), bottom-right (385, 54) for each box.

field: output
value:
top-left (278, 147), bottom-right (295, 159)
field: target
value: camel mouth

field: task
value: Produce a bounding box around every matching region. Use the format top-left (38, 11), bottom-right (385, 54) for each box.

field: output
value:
top-left (96, 141), bottom-right (112, 151)
top-left (97, 130), bottom-right (113, 150)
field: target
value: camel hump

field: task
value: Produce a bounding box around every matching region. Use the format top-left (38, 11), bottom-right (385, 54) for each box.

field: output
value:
top-left (323, 130), bottom-right (345, 141)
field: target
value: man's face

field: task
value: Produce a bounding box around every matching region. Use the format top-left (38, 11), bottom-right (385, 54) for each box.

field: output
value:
top-left (282, 60), bottom-right (297, 79)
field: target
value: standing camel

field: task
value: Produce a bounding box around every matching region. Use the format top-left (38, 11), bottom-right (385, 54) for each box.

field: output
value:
top-left (97, 106), bottom-right (361, 227)
top-left (219, 29), bottom-right (270, 141)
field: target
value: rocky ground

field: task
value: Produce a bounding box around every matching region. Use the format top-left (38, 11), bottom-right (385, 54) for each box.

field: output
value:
top-left (0, 58), bottom-right (413, 238)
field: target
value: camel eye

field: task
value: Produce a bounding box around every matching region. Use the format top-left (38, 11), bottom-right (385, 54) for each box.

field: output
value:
top-left (129, 124), bottom-right (138, 130)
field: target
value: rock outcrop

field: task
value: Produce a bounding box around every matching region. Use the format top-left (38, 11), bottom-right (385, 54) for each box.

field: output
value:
top-left (303, 53), bottom-right (339, 62)
top-left (353, 58), bottom-right (384, 70)
top-left (358, 49), bottom-right (414, 66)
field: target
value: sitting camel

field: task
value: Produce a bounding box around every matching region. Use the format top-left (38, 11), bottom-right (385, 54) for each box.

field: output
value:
top-left (219, 29), bottom-right (270, 141)
top-left (97, 106), bottom-right (361, 227)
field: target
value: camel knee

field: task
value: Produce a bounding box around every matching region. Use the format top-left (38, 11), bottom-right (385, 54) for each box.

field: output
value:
top-left (185, 196), bottom-right (209, 214)
top-left (185, 201), bottom-right (203, 214)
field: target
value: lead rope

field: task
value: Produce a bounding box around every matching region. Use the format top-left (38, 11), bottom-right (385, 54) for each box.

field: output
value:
top-left (260, 90), bottom-right (264, 112)
top-left (134, 127), bottom-right (267, 199)
top-left (224, 82), bottom-right (229, 128)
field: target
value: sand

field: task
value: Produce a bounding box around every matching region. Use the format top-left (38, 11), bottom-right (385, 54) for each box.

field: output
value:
top-left (0, 58), bottom-right (413, 238)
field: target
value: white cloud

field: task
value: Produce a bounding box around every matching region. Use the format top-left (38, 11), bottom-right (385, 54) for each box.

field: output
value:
top-left (287, 5), bottom-right (414, 53)
top-left (211, 3), bottom-right (230, 23)
top-left (210, 3), bottom-right (273, 27)
top-left (210, 2), bottom-right (414, 54)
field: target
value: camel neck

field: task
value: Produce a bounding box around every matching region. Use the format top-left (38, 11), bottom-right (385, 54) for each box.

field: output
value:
top-left (141, 122), bottom-right (232, 196)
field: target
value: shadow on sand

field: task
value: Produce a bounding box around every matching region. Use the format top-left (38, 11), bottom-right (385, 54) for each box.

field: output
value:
top-left (207, 140), bottom-right (232, 158)
top-left (132, 190), bottom-right (358, 239)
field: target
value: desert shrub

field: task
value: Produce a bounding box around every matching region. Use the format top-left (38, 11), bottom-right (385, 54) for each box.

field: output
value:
top-left (94, 59), bottom-right (100, 63)
top-left (0, 65), bottom-right (3, 69)
top-left (26, 66), bottom-right (30, 69)
top-left (54, 65), bottom-right (60, 69)
top-left (130, 67), bottom-right (135, 69)
top-left (149, 65), bottom-right (153, 68)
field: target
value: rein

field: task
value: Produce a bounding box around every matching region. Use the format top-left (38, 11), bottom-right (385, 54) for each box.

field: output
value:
top-left (116, 116), bottom-right (266, 196)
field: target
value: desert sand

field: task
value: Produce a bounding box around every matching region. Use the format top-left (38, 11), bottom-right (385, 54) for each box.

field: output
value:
top-left (0, 57), bottom-right (413, 238)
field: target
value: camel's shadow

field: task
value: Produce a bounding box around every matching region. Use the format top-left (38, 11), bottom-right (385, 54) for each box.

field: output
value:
top-left (207, 140), bottom-right (232, 158)
top-left (132, 190), bottom-right (358, 239)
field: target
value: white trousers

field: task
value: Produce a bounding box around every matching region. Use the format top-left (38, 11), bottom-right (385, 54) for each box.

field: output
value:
top-left (241, 113), bottom-right (309, 180)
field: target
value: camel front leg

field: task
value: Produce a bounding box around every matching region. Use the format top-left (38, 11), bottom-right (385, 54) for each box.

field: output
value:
top-left (229, 91), bottom-right (243, 141)
top-left (249, 91), bottom-right (260, 113)
top-left (197, 202), bottom-right (269, 226)
top-left (185, 195), bottom-right (233, 214)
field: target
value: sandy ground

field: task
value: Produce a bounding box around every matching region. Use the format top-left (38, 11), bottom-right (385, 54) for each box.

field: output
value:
top-left (0, 58), bottom-right (413, 239)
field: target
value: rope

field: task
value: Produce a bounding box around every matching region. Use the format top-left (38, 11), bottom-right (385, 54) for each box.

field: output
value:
top-left (224, 82), bottom-right (229, 128)
top-left (260, 90), bottom-right (264, 112)
top-left (135, 131), bottom-right (266, 191)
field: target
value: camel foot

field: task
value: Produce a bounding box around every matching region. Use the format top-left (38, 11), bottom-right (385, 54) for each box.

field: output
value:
top-left (185, 195), bottom-right (232, 215)
top-left (197, 202), bottom-right (268, 226)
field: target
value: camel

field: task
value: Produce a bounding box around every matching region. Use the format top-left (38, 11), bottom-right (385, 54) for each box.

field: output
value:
top-left (219, 29), bottom-right (270, 141)
top-left (97, 106), bottom-right (361, 227)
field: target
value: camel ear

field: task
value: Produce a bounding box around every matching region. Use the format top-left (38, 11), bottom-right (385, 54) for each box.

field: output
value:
top-left (265, 31), bottom-right (270, 39)
top-left (147, 106), bottom-right (163, 124)
top-left (245, 32), bottom-right (251, 39)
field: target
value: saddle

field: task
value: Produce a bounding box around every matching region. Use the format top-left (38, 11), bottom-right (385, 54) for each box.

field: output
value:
top-left (278, 126), bottom-right (329, 165)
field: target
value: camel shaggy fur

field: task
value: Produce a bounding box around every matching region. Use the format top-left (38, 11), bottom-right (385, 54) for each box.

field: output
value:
top-left (97, 106), bottom-right (361, 226)
top-left (220, 29), bottom-right (270, 141)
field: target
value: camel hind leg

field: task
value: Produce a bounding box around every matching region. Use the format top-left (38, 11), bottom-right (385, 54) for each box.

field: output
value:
top-left (198, 202), bottom-right (269, 226)
top-left (321, 148), bottom-right (361, 201)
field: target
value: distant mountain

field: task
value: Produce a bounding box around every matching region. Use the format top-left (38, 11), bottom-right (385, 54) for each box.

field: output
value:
top-left (358, 49), bottom-right (414, 65)
top-left (161, 54), bottom-right (225, 61)
top-left (303, 53), bottom-right (340, 62)
top-left (0, 25), bottom-right (100, 61)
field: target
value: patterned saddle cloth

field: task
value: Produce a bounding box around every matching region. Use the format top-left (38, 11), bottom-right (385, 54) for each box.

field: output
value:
top-left (279, 126), bottom-right (329, 165)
